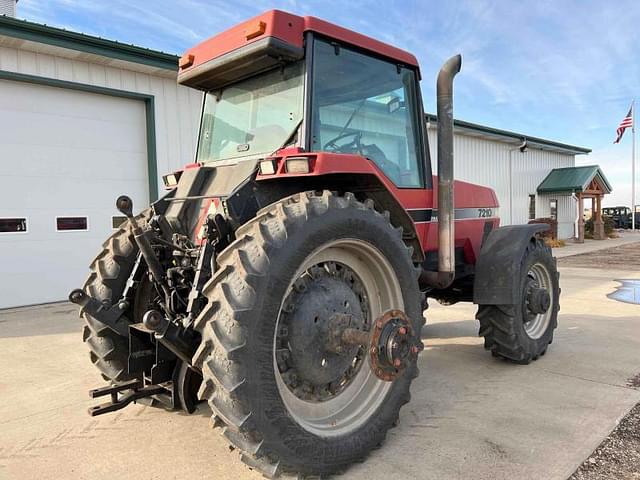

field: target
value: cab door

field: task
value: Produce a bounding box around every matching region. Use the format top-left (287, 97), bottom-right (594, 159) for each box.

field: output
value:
top-left (307, 36), bottom-right (433, 248)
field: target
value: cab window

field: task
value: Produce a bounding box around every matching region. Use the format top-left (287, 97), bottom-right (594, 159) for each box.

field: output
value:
top-left (311, 39), bottom-right (424, 188)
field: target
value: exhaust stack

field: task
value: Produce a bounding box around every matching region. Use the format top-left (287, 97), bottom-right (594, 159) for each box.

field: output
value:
top-left (422, 54), bottom-right (462, 289)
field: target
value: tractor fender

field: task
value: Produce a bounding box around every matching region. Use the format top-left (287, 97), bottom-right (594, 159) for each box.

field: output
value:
top-left (473, 223), bottom-right (549, 305)
top-left (255, 152), bottom-right (427, 263)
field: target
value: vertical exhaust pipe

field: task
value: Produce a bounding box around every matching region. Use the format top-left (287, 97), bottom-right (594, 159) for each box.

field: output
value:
top-left (422, 54), bottom-right (462, 289)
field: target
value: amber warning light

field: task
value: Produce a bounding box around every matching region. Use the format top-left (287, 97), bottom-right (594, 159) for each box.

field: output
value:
top-left (245, 21), bottom-right (266, 40)
top-left (179, 54), bottom-right (194, 70)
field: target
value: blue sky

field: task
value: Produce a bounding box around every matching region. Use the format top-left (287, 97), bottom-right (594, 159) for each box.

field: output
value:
top-left (16, 0), bottom-right (640, 206)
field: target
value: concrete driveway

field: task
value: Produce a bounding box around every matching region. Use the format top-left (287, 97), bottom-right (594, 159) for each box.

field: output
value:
top-left (1, 262), bottom-right (639, 479)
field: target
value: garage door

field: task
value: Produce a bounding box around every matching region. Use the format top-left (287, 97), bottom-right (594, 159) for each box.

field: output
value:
top-left (0, 80), bottom-right (149, 308)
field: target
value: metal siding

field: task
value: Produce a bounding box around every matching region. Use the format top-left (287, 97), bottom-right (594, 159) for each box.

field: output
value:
top-left (0, 0), bottom-right (16, 17)
top-left (537, 193), bottom-right (577, 239)
top-left (427, 126), bottom-right (577, 237)
top-left (0, 44), bottom-right (202, 193)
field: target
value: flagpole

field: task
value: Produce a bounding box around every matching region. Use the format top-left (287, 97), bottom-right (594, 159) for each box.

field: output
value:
top-left (633, 99), bottom-right (636, 231)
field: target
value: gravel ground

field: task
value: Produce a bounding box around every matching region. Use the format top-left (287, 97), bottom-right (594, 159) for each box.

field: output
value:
top-left (562, 241), bottom-right (640, 479)
top-left (558, 242), bottom-right (640, 270)
top-left (570, 399), bottom-right (640, 480)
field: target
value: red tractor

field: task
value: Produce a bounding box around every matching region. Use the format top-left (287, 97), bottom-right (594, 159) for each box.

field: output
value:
top-left (71, 10), bottom-right (559, 478)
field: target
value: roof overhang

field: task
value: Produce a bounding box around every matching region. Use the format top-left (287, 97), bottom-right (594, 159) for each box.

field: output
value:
top-left (177, 9), bottom-right (420, 88)
top-left (425, 113), bottom-right (591, 156)
top-left (0, 15), bottom-right (178, 74)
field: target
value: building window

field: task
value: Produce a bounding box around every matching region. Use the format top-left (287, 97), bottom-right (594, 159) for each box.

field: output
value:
top-left (549, 199), bottom-right (558, 220)
top-left (112, 216), bottom-right (128, 229)
top-left (0, 217), bottom-right (28, 234)
top-left (56, 216), bottom-right (88, 231)
top-left (529, 195), bottom-right (536, 220)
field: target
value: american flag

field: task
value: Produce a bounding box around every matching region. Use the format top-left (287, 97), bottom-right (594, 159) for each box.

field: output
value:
top-left (614, 105), bottom-right (633, 143)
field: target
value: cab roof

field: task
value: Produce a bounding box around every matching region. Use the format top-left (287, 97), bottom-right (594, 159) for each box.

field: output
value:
top-left (178, 10), bottom-right (420, 77)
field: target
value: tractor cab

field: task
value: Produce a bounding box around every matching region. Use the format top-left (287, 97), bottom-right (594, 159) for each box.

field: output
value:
top-left (181, 11), bottom-right (429, 191)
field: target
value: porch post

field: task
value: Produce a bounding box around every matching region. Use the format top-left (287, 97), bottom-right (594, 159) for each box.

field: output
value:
top-left (593, 194), bottom-right (605, 240)
top-left (577, 193), bottom-right (585, 243)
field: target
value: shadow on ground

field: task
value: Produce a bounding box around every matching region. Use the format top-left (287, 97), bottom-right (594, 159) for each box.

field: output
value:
top-left (0, 302), bottom-right (81, 338)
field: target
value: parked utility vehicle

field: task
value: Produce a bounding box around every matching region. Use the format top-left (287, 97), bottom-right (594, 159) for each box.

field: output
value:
top-left (71, 10), bottom-right (559, 477)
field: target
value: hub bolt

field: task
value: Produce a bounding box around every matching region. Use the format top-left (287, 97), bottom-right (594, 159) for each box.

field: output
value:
top-left (393, 358), bottom-right (402, 368)
top-left (398, 327), bottom-right (407, 335)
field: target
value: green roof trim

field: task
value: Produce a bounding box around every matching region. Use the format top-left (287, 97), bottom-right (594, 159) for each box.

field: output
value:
top-left (0, 15), bottom-right (178, 70)
top-left (425, 113), bottom-right (591, 155)
top-left (537, 165), bottom-right (612, 194)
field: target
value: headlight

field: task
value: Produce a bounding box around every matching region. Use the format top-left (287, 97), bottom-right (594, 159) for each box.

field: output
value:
top-left (259, 159), bottom-right (276, 175)
top-left (285, 157), bottom-right (310, 174)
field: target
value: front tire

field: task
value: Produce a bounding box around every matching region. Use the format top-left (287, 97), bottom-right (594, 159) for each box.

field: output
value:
top-left (477, 238), bottom-right (560, 364)
top-left (192, 191), bottom-right (423, 477)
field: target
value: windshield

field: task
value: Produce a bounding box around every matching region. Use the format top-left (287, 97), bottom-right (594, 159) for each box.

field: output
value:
top-left (196, 61), bottom-right (304, 162)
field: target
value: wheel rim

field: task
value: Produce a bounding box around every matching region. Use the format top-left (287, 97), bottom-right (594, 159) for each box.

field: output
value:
top-left (273, 238), bottom-right (404, 437)
top-left (523, 262), bottom-right (554, 339)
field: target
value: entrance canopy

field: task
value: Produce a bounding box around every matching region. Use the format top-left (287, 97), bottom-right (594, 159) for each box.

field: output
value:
top-left (538, 165), bottom-right (612, 242)
top-left (537, 165), bottom-right (612, 195)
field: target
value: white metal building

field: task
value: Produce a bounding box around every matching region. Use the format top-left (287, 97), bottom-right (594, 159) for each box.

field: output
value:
top-left (0, 9), bottom-right (592, 308)
top-left (426, 115), bottom-right (591, 239)
top-left (0, 12), bottom-right (201, 308)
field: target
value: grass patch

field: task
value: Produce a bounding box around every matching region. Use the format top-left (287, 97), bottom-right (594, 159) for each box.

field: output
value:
top-left (545, 238), bottom-right (566, 248)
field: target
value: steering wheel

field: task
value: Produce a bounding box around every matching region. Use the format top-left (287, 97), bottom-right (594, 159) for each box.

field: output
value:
top-left (361, 143), bottom-right (402, 183)
top-left (323, 131), bottom-right (363, 154)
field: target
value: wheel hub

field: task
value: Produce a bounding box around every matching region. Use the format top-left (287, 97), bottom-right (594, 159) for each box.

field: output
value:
top-left (522, 263), bottom-right (555, 339)
top-left (276, 262), bottom-right (369, 401)
top-left (272, 237), bottom-right (408, 437)
top-left (527, 285), bottom-right (551, 315)
top-left (369, 310), bottom-right (423, 381)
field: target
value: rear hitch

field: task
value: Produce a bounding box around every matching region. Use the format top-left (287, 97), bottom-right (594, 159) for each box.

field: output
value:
top-left (88, 379), bottom-right (167, 417)
top-left (87, 358), bottom-right (202, 416)
top-left (80, 196), bottom-right (205, 418)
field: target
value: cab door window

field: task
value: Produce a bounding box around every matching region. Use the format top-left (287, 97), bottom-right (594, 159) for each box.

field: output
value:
top-left (311, 39), bottom-right (424, 188)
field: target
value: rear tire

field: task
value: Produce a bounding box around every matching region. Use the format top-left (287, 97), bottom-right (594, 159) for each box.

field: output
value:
top-left (192, 191), bottom-right (423, 477)
top-left (81, 210), bottom-right (150, 381)
top-left (477, 238), bottom-right (559, 364)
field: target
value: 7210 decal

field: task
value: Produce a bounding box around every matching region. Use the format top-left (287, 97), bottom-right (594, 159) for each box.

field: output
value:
top-left (478, 208), bottom-right (493, 218)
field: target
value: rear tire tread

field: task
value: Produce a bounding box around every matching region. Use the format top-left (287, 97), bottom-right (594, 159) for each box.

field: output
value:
top-left (81, 210), bottom-right (150, 382)
top-left (193, 191), bottom-right (423, 478)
